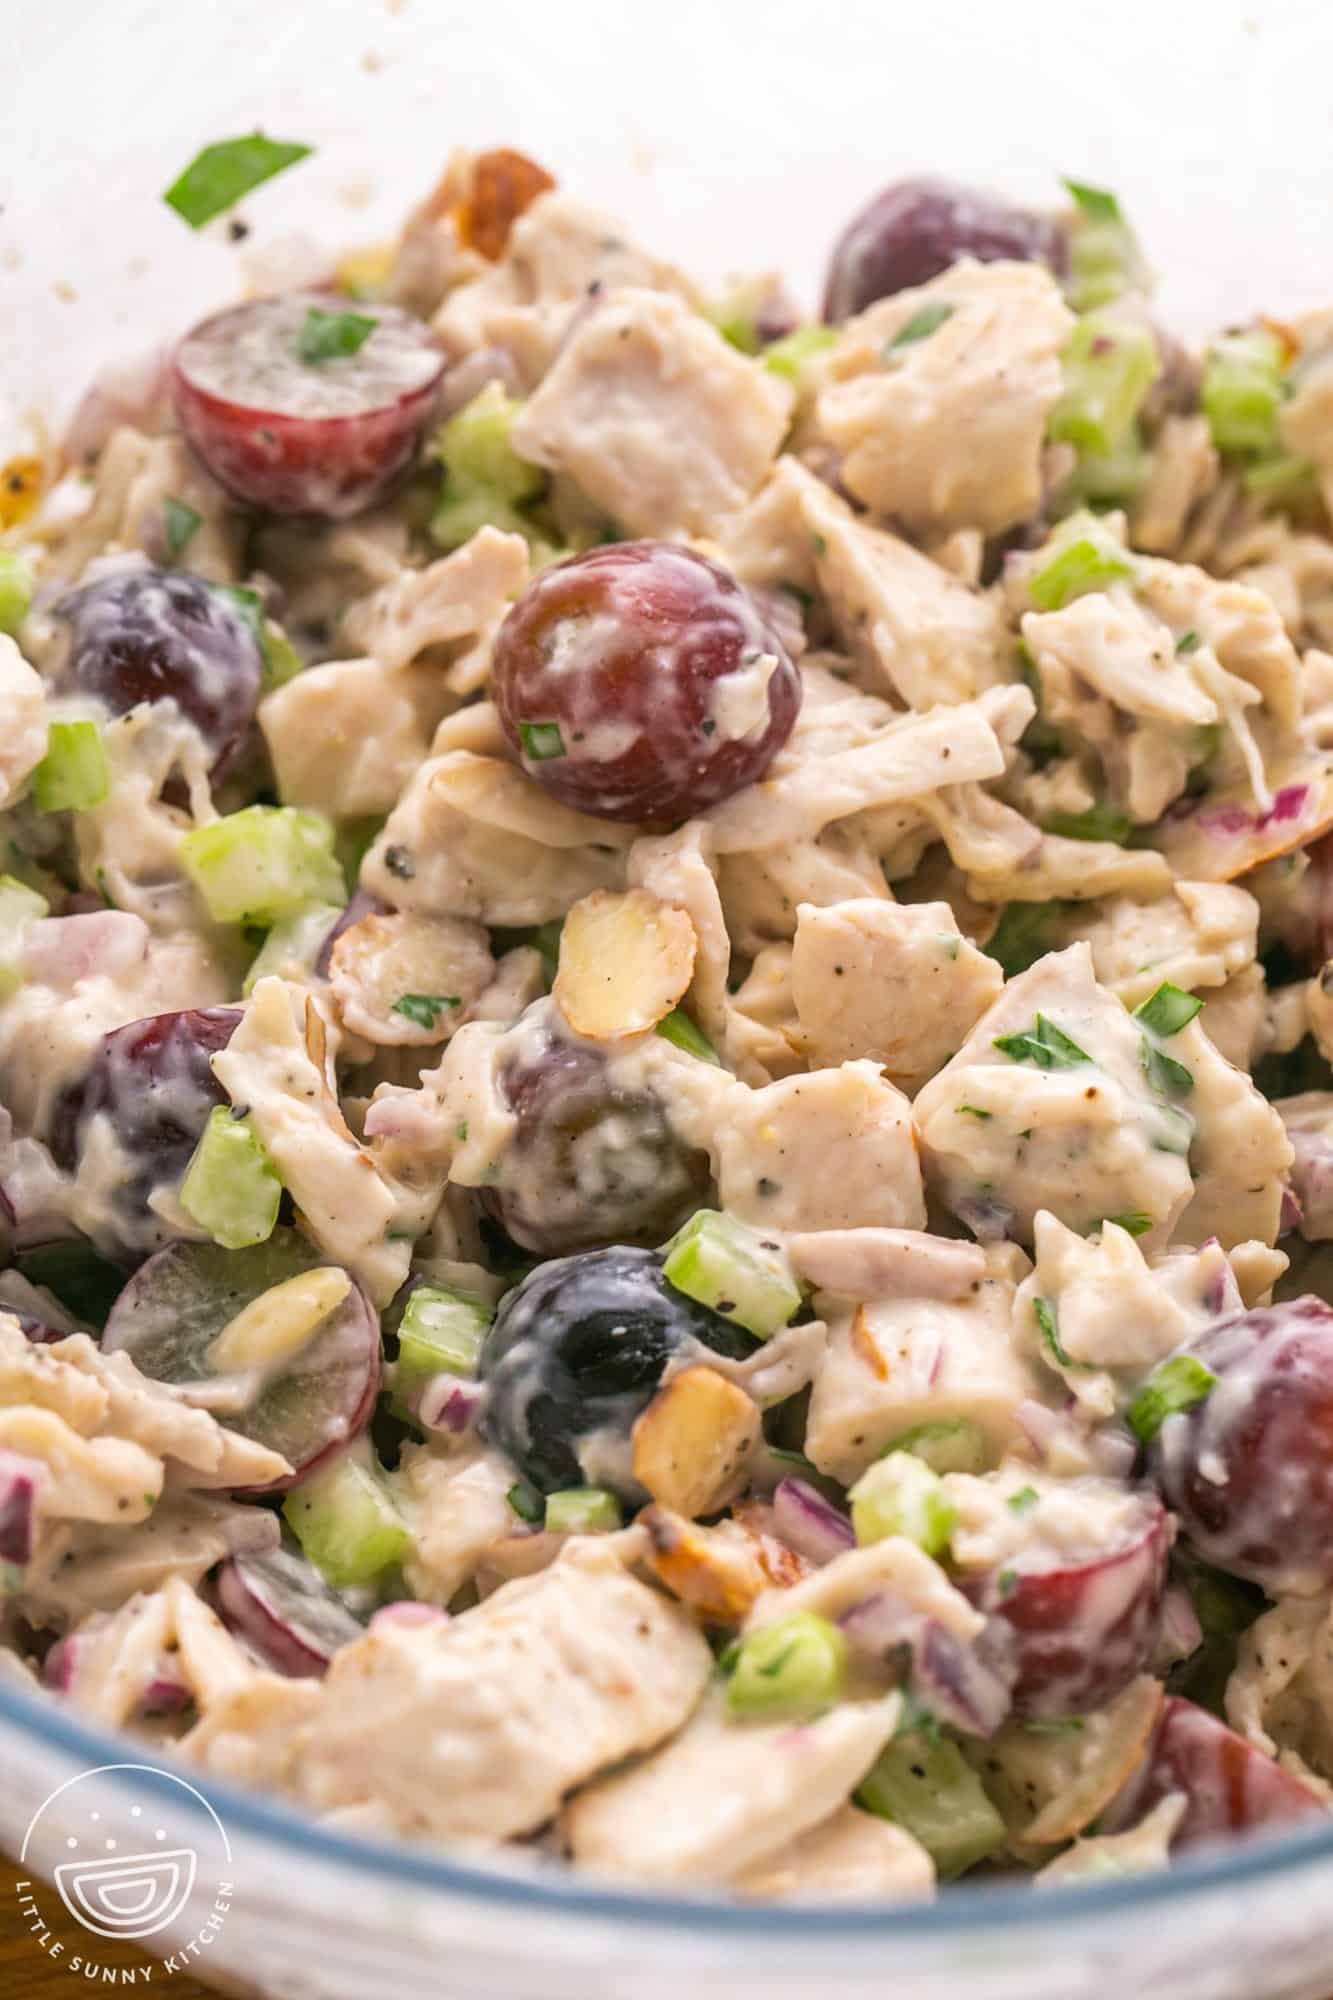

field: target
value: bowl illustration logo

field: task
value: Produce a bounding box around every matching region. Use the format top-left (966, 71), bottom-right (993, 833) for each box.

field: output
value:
top-left (20, 1762), bottom-right (232, 1948)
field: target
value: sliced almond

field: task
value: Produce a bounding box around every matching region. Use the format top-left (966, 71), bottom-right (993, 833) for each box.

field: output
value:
top-left (640, 1506), bottom-right (774, 1621)
top-left (329, 911), bottom-right (495, 1047)
top-left (209, 1267), bottom-right (352, 1374)
top-left (631, 1364), bottom-right (760, 1519)
top-left (966, 1674), bottom-right (1164, 1852)
top-left (554, 888), bottom-right (696, 1041)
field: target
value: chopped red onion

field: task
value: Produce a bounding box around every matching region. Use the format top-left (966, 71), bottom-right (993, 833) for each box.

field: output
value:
top-left (771, 1478), bottom-right (854, 1566)
top-left (0, 1451), bottom-right (40, 1565)
top-left (1153, 1585), bottom-right (1204, 1671)
top-left (839, 1589), bottom-right (1015, 1738)
top-left (369, 1600), bottom-right (449, 1633)
top-left (138, 1676), bottom-right (193, 1718)
top-left (416, 1373), bottom-right (485, 1436)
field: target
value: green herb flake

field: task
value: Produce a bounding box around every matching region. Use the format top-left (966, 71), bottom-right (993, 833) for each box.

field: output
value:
top-left (164, 133), bottom-right (313, 230)
top-left (297, 306), bottom-right (378, 366)
top-left (506, 1481), bottom-right (543, 1524)
top-left (1135, 981), bottom-right (1203, 1037)
top-left (1127, 1353), bottom-right (1218, 1444)
top-left (1033, 1295), bottom-right (1077, 1369)
top-left (1143, 1038), bottom-right (1194, 1099)
top-left (993, 1013), bottom-right (1091, 1070)
top-left (957, 1104), bottom-right (993, 1121)
top-left (162, 495), bottom-right (202, 561)
top-left (518, 720), bottom-right (566, 761)
top-left (454, 1121), bottom-right (469, 1142)
top-left (391, 993), bottom-right (460, 1030)
top-left (1023, 1716), bottom-right (1086, 1737)
top-left (997, 1568), bottom-right (1018, 1600)
top-left (1007, 1486), bottom-right (1039, 1516)
top-left (984, 901), bottom-right (1074, 980)
top-left (1176, 629), bottom-right (1202, 655)
top-left (1098, 1211), bottom-right (1153, 1238)
top-left (883, 302), bottom-right (956, 357)
top-left (1040, 802), bottom-right (1132, 845)
top-left (1062, 178), bottom-right (1123, 223)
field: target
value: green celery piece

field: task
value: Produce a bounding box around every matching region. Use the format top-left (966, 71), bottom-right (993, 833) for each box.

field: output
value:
top-left (507, 1481), bottom-right (543, 1524)
top-left (707, 279), bottom-right (765, 355)
top-left (0, 549), bottom-right (33, 634)
top-left (164, 134), bottom-right (313, 229)
top-left (31, 720), bottom-right (109, 813)
top-left (435, 381), bottom-right (543, 503)
top-left (850, 1454), bottom-right (955, 1557)
top-left (544, 1487), bottom-right (622, 1535)
top-left (661, 1209), bottom-right (800, 1340)
top-left (394, 1284), bottom-right (492, 1414)
top-left (1202, 329), bottom-right (1286, 456)
top-left (1242, 452), bottom-right (1317, 505)
top-left (179, 1107), bottom-right (282, 1251)
top-left (1028, 526), bottom-right (1136, 611)
top-left (1049, 311), bottom-right (1160, 459)
top-left (884, 1417), bottom-right (990, 1477)
top-left (180, 806), bottom-right (345, 926)
top-left (1135, 981), bottom-right (1202, 1037)
top-left (1127, 1353), bottom-right (1217, 1443)
top-left (1062, 180), bottom-right (1147, 312)
top-left (517, 720), bottom-right (566, 761)
top-left (283, 1450), bottom-right (410, 1589)
top-left (655, 1007), bottom-right (721, 1064)
top-left (763, 324), bottom-right (839, 386)
top-left (857, 1732), bottom-right (1005, 1879)
top-left (0, 873), bottom-right (48, 998)
top-left (725, 1611), bottom-right (847, 1723)
top-left (1041, 802), bottom-right (1132, 845)
top-left (243, 902), bottom-right (345, 995)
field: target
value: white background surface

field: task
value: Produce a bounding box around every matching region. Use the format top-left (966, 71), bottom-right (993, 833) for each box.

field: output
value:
top-left (3, 0), bottom-right (1332, 450)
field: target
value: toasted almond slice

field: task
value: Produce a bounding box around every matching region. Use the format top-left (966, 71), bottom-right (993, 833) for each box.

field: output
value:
top-left (631, 1364), bottom-right (760, 1519)
top-left (966, 1674), bottom-right (1164, 1852)
top-left (209, 1267), bottom-right (352, 1373)
top-left (329, 911), bottom-right (495, 1047)
top-left (640, 1505), bottom-right (774, 1621)
top-left (555, 888), bottom-right (697, 1041)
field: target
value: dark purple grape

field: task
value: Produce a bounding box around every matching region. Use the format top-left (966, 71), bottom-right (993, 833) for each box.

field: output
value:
top-left (1146, 1297), bottom-right (1333, 1596)
top-left (48, 1007), bottom-right (241, 1254)
top-left (55, 568), bottom-right (264, 774)
top-left (822, 177), bottom-right (1068, 322)
top-left (485, 1010), bottom-right (711, 1254)
top-left (492, 542), bottom-right (801, 824)
top-left (174, 292), bottom-right (446, 518)
top-left (479, 1245), bottom-right (752, 1495)
top-left (101, 1228), bottom-right (381, 1488)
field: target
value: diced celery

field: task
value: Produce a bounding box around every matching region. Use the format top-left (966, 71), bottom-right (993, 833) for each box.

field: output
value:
top-left (661, 1209), bottom-right (800, 1339)
top-left (0, 550), bottom-right (33, 635)
top-left (243, 902), bottom-right (345, 995)
top-left (179, 1106), bottom-right (282, 1251)
top-left (884, 1417), bottom-right (990, 1477)
top-left (431, 485), bottom-right (536, 552)
top-left (1049, 312), bottom-right (1160, 460)
top-left (850, 1454), bottom-right (955, 1558)
top-left (707, 279), bottom-right (766, 355)
top-left (857, 1732), bottom-right (1005, 1879)
top-left (1202, 329), bottom-right (1286, 456)
top-left (394, 1283), bottom-right (492, 1414)
top-left (763, 324), bottom-right (839, 387)
top-left (655, 1006), bottom-right (721, 1064)
top-left (283, 1449), bottom-right (411, 1589)
top-left (725, 1611), bottom-right (847, 1723)
top-left (544, 1486), bottom-right (622, 1535)
top-left (1028, 521), bottom-right (1136, 611)
top-left (437, 384), bottom-right (544, 503)
top-left (1063, 181), bottom-right (1148, 313)
top-left (0, 873), bottom-right (48, 998)
top-left (1063, 437), bottom-right (1151, 507)
top-left (31, 720), bottom-right (109, 813)
top-left (260, 618), bottom-right (304, 689)
top-left (180, 806), bottom-right (345, 926)
top-left (1242, 451), bottom-right (1317, 505)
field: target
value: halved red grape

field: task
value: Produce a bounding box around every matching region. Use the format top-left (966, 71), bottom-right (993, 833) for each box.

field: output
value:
top-left (212, 1544), bottom-right (362, 1675)
top-left (484, 1005), bottom-right (711, 1253)
top-left (101, 1228), bottom-right (380, 1487)
top-left (822, 177), bottom-right (1068, 322)
top-left (1146, 1297), bottom-right (1333, 1597)
top-left (492, 542), bottom-right (801, 824)
top-left (48, 1007), bottom-right (241, 1256)
top-left (55, 568), bottom-right (263, 775)
top-left (173, 292), bottom-right (446, 518)
top-left (1102, 1696), bottom-right (1325, 1851)
top-left (967, 1492), bottom-right (1169, 1717)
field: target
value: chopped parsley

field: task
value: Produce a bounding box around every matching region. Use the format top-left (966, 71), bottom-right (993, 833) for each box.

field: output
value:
top-left (297, 306), bottom-right (378, 366)
top-left (1127, 1354), bottom-right (1218, 1444)
top-left (454, 1121), bottom-right (470, 1142)
top-left (518, 720), bottom-right (567, 761)
top-left (1176, 628), bottom-right (1202, 655)
top-left (1023, 1716), bottom-right (1086, 1737)
top-left (1007, 1486), bottom-right (1039, 1516)
top-left (391, 993), bottom-right (460, 1030)
top-left (1142, 1039), bottom-right (1194, 1099)
top-left (957, 1104), bottom-right (993, 1121)
top-left (1033, 1296), bottom-right (1079, 1370)
top-left (1134, 981), bottom-right (1203, 1038)
top-left (1096, 1211), bottom-right (1153, 1238)
top-left (883, 302), bottom-right (956, 356)
top-left (985, 901), bottom-right (1074, 979)
top-left (1062, 177), bottom-right (1122, 222)
top-left (506, 1481), bottom-right (543, 1524)
top-left (1040, 802), bottom-right (1132, 845)
top-left (164, 133), bottom-right (313, 229)
top-left (993, 1014), bottom-right (1091, 1070)
top-left (997, 1568), bottom-right (1018, 1600)
top-left (162, 495), bottom-right (201, 560)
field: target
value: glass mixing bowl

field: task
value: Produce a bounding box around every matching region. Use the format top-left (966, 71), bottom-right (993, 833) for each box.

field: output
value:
top-left (5, 1), bottom-right (1333, 1991)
